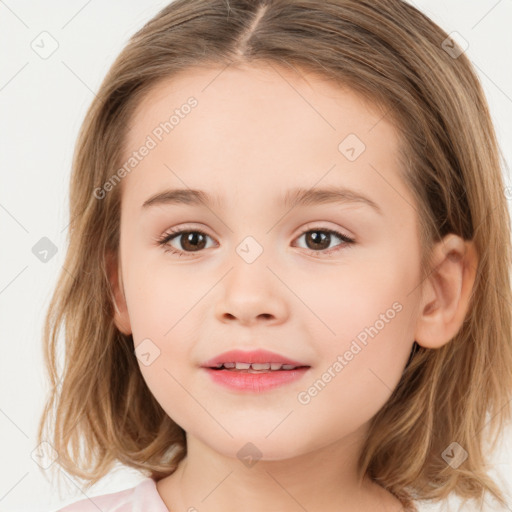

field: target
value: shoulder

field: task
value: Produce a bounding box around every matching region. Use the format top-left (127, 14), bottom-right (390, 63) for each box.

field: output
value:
top-left (54, 477), bottom-right (168, 512)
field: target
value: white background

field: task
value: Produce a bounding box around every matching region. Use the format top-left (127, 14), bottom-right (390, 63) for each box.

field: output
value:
top-left (1, 1), bottom-right (511, 510)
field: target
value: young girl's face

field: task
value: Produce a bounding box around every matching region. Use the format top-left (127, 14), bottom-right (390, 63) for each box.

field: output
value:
top-left (112, 63), bottom-right (423, 460)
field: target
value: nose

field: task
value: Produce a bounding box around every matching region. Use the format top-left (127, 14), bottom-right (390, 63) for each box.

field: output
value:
top-left (214, 258), bottom-right (289, 327)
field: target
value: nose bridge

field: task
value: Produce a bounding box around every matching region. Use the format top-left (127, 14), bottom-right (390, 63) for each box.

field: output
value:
top-left (229, 231), bottom-right (274, 293)
top-left (223, 196), bottom-right (279, 268)
top-left (214, 230), bottom-right (288, 324)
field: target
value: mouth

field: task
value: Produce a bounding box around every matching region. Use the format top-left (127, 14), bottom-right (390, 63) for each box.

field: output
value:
top-left (201, 348), bottom-right (310, 371)
top-left (202, 363), bottom-right (311, 392)
top-left (200, 349), bottom-right (311, 391)
top-left (208, 362), bottom-right (310, 372)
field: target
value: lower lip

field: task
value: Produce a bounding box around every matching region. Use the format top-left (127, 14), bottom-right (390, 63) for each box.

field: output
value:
top-left (203, 367), bottom-right (310, 392)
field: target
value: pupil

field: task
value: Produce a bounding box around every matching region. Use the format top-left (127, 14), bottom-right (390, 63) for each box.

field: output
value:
top-left (183, 232), bottom-right (206, 251)
top-left (307, 231), bottom-right (329, 250)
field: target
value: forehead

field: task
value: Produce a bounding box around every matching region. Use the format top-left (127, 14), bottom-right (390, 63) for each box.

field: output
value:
top-left (119, 63), bottom-right (406, 213)
top-left (125, 62), bottom-right (394, 147)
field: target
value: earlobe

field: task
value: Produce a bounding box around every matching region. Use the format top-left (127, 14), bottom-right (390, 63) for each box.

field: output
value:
top-left (414, 234), bottom-right (478, 349)
top-left (106, 251), bottom-right (132, 336)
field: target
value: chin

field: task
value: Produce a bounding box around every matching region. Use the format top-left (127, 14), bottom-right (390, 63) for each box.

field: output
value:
top-left (198, 431), bottom-right (309, 463)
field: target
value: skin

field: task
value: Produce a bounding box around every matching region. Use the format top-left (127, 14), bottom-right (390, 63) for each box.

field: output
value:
top-left (108, 62), bottom-right (478, 512)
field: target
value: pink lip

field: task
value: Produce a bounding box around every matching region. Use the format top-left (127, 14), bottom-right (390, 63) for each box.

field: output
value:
top-left (201, 349), bottom-right (308, 368)
top-left (200, 349), bottom-right (310, 393)
top-left (203, 366), bottom-right (310, 392)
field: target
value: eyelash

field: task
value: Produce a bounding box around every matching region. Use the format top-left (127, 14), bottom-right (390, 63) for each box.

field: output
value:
top-left (156, 225), bottom-right (355, 258)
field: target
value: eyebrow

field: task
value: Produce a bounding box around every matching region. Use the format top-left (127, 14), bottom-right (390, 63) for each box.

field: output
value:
top-left (141, 186), bottom-right (383, 215)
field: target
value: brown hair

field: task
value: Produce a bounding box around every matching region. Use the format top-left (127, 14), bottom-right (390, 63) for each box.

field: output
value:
top-left (38, 0), bottom-right (512, 509)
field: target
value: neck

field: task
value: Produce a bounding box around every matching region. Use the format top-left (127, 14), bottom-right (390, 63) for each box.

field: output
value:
top-left (155, 428), bottom-right (395, 512)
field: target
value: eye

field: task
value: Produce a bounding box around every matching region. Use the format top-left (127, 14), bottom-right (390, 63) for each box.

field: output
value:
top-left (156, 225), bottom-right (355, 257)
top-left (157, 227), bottom-right (216, 256)
top-left (293, 226), bottom-right (355, 256)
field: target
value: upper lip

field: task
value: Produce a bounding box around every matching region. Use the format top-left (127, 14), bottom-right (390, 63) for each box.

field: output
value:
top-left (201, 349), bottom-right (309, 368)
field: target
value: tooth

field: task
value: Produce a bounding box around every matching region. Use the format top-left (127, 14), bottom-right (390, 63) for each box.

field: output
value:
top-left (218, 362), bottom-right (299, 371)
top-left (251, 363), bottom-right (270, 370)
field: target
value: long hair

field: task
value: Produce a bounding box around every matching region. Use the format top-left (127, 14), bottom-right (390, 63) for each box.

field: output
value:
top-left (37, 1), bottom-right (512, 509)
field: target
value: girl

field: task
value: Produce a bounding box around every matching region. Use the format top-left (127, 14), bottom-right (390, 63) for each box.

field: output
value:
top-left (38, 0), bottom-right (512, 511)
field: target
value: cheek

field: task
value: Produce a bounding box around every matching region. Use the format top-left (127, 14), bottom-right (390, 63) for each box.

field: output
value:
top-left (296, 302), bottom-right (414, 440)
top-left (293, 254), bottom-right (414, 343)
top-left (125, 262), bottom-right (200, 339)
top-left (298, 252), bottom-right (417, 390)
top-left (125, 265), bottom-right (203, 384)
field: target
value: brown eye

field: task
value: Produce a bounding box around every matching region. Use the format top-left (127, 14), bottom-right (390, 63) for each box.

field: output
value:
top-left (174, 231), bottom-right (208, 251)
top-left (158, 229), bottom-right (215, 255)
top-left (304, 231), bottom-right (331, 250)
top-left (294, 228), bottom-right (355, 255)
top-left (157, 226), bottom-right (355, 258)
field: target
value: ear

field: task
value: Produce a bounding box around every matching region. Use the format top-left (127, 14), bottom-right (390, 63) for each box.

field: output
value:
top-left (106, 250), bottom-right (132, 336)
top-left (414, 233), bottom-right (478, 349)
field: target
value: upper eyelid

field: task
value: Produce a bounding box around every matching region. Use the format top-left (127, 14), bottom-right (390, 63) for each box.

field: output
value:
top-left (162, 223), bottom-right (351, 238)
